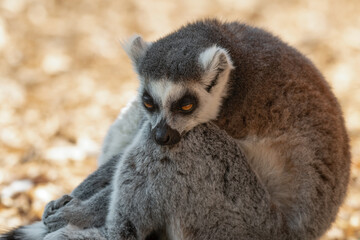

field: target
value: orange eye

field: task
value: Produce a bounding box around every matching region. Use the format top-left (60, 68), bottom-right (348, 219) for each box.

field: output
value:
top-left (144, 102), bottom-right (153, 109)
top-left (181, 104), bottom-right (193, 111)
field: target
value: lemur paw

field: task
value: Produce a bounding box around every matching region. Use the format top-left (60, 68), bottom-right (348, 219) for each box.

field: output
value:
top-left (43, 195), bottom-right (73, 219)
top-left (43, 195), bottom-right (83, 232)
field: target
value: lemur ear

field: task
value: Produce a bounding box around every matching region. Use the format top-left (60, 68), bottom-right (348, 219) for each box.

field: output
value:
top-left (198, 46), bottom-right (234, 92)
top-left (122, 35), bottom-right (151, 66)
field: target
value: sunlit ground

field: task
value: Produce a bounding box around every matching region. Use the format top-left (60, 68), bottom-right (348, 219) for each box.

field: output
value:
top-left (0, 0), bottom-right (359, 239)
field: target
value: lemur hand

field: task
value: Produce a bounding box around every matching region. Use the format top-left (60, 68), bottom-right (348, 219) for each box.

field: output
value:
top-left (43, 195), bottom-right (84, 232)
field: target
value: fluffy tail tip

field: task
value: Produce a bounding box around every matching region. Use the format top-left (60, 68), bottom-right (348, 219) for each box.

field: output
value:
top-left (0, 222), bottom-right (47, 240)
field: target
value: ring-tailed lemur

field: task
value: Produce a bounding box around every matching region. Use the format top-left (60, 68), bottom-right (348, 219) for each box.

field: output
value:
top-left (1, 19), bottom-right (350, 240)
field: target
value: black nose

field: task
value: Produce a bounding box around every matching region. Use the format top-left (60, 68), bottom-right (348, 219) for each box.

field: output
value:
top-left (154, 121), bottom-right (181, 146)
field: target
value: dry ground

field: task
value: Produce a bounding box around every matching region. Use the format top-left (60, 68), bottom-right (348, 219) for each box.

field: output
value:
top-left (0, 0), bottom-right (359, 239)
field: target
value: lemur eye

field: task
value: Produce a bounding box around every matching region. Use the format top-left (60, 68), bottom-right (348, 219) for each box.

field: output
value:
top-left (171, 93), bottom-right (197, 114)
top-left (144, 102), bottom-right (154, 109)
top-left (142, 91), bottom-right (156, 111)
top-left (181, 104), bottom-right (193, 111)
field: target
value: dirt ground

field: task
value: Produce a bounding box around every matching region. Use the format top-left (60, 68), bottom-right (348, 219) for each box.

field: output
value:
top-left (0, 0), bottom-right (359, 239)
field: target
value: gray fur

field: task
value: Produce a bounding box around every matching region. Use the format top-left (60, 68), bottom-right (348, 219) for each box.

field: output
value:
top-left (106, 121), bottom-right (273, 239)
top-left (138, 21), bottom-right (223, 82)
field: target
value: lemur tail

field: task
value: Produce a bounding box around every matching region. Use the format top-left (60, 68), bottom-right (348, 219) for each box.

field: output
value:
top-left (0, 221), bottom-right (48, 240)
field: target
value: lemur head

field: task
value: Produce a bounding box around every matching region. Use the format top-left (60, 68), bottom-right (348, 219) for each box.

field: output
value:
top-left (123, 35), bottom-right (234, 146)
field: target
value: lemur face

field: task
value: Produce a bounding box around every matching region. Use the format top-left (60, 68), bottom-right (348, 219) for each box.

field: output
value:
top-left (140, 80), bottom-right (197, 145)
top-left (123, 36), bottom-right (234, 146)
top-left (139, 79), bottom-right (208, 145)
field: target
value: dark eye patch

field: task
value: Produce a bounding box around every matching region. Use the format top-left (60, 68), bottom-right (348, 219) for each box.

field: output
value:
top-left (142, 91), bottom-right (157, 112)
top-left (171, 93), bottom-right (198, 114)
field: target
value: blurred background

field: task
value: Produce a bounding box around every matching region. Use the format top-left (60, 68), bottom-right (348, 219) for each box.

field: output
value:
top-left (0, 0), bottom-right (359, 239)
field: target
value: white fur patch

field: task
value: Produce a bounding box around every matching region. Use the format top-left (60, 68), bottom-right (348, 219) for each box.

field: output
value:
top-left (167, 217), bottom-right (184, 240)
top-left (199, 45), bottom-right (219, 70)
top-left (199, 45), bottom-right (234, 72)
top-left (98, 96), bottom-right (144, 166)
top-left (148, 80), bottom-right (185, 106)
